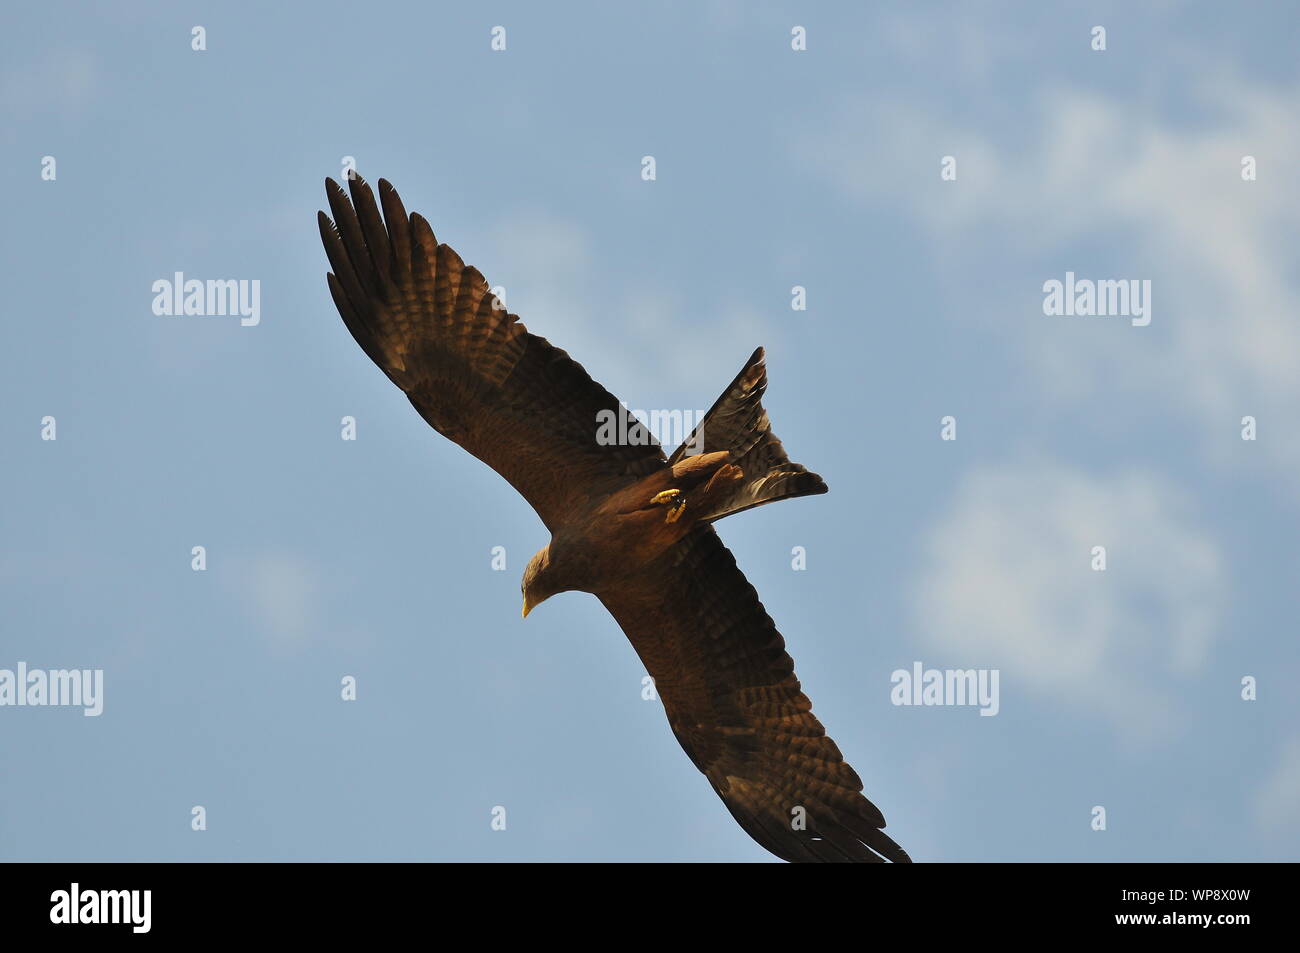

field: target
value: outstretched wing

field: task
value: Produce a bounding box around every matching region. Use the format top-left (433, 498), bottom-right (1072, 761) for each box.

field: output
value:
top-left (319, 175), bottom-right (665, 531)
top-left (598, 527), bottom-right (909, 863)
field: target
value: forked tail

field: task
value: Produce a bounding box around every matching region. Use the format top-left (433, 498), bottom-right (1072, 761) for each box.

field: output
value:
top-left (668, 347), bottom-right (827, 523)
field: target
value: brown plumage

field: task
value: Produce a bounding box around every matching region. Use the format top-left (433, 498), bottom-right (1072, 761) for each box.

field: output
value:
top-left (318, 175), bottom-right (909, 863)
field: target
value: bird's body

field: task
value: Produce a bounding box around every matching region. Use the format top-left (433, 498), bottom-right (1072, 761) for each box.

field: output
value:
top-left (524, 449), bottom-right (741, 604)
top-left (319, 175), bottom-right (909, 863)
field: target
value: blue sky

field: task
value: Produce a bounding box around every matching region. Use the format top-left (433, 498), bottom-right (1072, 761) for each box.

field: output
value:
top-left (2, 1), bottom-right (1297, 861)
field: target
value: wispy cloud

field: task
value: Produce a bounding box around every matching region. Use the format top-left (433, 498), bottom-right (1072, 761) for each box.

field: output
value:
top-left (909, 457), bottom-right (1223, 742)
top-left (796, 74), bottom-right (1300, 487)
top-left (1255, 735), bottom-right (1300, 834)
top-left (241, 552), bottom-right (320, 649)
top-left (485, 215), bottom-right (769, 401)
top-left (1, 47), bottom-right (97, 121)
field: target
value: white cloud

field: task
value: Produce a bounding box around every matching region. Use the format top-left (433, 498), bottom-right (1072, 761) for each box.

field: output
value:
top-left (485, 216), bottom-right (769, 407)
top-left (242, 553), bottom-right (319, 648)
top-left (1255, 735), bottom-right (1300, 833)
top-left (797, 76), bottom-right (1300, 485)
top-left (0, 48), bottom-right (96, 121)
top-left (910, 457), bottom-right (1223, 742)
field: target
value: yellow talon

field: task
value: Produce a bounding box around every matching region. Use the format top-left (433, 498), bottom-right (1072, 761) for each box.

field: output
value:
top-left (650, 488), bottom-right (686, 523)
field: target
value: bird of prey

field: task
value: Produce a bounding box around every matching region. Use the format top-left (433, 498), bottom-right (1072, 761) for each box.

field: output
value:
top-left (318, 175), bottom-right (909, 863)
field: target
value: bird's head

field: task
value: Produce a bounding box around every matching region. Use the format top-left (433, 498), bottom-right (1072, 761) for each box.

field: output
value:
top-left (521, 546), bottom-right (559, 619)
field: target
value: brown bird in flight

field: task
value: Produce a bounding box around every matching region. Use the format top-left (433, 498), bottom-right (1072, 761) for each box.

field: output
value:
top-left (318, 175), bottom-right (909, 863)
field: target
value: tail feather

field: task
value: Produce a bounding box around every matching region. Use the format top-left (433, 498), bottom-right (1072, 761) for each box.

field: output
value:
top-left (671, 348), bottom-right (827, 523)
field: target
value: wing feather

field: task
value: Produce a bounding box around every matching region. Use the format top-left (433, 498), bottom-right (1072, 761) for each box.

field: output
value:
top-left (319, 175), bottom-right (665, 531)
top-left (598, 527), bottom-right (909, 863)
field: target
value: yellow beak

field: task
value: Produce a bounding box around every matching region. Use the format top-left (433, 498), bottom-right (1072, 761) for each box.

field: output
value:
top-left (522, 596), bottom-right (533, 619)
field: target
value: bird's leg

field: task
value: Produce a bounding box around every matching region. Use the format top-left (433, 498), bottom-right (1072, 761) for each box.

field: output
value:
top-left (649, 488), bottom-right (687, 524)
